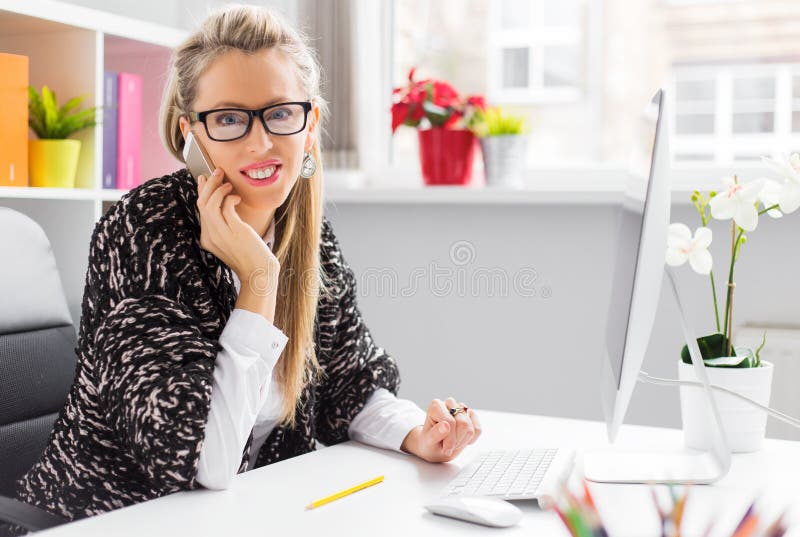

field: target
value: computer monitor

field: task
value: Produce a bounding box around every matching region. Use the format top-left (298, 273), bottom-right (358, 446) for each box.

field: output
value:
top-left (583, 90), bottom-right (731, 484)
top-left (599, 90), bottom-right (670, 443)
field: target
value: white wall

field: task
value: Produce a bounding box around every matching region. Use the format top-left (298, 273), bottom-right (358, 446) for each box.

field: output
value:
top-left (324, 200), bottom-right (800, 440)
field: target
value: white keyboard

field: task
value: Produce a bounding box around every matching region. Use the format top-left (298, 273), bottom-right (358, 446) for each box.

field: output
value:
top-left (440, 448), bottom-right (575, 504)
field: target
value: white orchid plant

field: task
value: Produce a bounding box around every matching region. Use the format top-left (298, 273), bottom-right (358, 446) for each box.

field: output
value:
top-left (666, 153), bottom-right (800, 368)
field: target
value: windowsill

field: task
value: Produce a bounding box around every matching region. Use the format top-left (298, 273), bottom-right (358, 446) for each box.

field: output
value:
top-left (323, 164), bottom-right (772, 205)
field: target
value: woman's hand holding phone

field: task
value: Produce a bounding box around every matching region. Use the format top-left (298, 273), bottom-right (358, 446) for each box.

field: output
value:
top-left (196, 168), bottom-right (280, 323)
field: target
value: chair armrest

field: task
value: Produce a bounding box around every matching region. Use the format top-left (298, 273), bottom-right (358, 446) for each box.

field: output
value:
top-left (0, 496), bottom-right (66, 532)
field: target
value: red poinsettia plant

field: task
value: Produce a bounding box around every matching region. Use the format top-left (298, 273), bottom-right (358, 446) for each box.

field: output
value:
top-left (391, 67), bottom-right (487, 133)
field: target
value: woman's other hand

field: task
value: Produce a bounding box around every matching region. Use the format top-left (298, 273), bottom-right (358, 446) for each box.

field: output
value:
top-left (401, 397), bottom-right (482, 463)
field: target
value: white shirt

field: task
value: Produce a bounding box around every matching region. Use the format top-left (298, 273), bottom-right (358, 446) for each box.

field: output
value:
top-left (196, 218), bottom-right (426, 490)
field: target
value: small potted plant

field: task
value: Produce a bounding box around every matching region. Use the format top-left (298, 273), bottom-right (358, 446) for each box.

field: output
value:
top-left (28, 85), bottom-right (98, 188)
top-left (391, 67), bottom-right (486, 186)
top-left (471, 106), bottom-right (530, 188)
top-left (665, 156), bottom-right (799, 452)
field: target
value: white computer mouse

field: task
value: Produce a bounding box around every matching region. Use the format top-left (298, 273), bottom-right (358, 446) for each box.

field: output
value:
top-left (424, 496), bottom-right (523, 528)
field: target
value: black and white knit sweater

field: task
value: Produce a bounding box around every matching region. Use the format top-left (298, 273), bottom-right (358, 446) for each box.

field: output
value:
top-left (14, 168), bottom-right (401, 523)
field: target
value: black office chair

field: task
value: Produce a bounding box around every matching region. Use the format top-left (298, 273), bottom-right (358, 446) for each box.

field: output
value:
top-left (0, 207), bottom-right (73, 533)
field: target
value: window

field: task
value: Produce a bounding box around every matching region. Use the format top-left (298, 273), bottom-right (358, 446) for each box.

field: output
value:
top-left (671, 64), bottom-right (800, 166)
top-left (487, 0), bottom-right (584, 104)
top-left (390, 0), bottom-right (594, 174)
top-left (382, 0), bottom-right (800, 181)
top-left (792, 75), bottom-right (800, 132)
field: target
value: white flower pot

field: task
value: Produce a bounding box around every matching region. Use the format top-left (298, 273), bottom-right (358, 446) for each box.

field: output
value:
top-left (678, 360), bottom-right (773, 453)
top-left (479, 134), bottom-right (528, 188)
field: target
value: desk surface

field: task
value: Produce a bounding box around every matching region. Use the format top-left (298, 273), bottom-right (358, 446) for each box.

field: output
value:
top-left (39, 411), bottom-right (800, 537)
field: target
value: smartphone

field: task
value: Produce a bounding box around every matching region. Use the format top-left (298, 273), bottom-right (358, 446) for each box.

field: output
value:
top-left (183, 131), bottom-right (217, 181)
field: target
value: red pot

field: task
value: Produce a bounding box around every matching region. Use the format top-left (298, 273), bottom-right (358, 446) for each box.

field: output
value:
top-left (417, 128), bottom-right (476, 186)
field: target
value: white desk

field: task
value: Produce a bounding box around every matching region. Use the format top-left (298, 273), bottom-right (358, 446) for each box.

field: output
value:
top-left (39, 410), bottom-right (800, 537)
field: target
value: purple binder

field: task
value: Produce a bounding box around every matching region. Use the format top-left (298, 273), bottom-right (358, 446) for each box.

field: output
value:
top-left (102, 71), bottom-right (118, 189)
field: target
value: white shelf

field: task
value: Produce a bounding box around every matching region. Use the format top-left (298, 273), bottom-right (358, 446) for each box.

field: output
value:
top-left (0, 0), bottom-right (187, 46)
top-left (0, 186), bottom-right (98, 201)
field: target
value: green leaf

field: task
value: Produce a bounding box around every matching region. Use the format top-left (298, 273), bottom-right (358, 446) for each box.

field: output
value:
top-left (471, 106), bottom-right (528, 137)
top-left (423, 100), bottom-right (451, 127)
top-left (704, 355), bottom-right (750, 367)
top-left (681, 333), bottom-right (735, 365)
top-left (754, 332), bottom-right (767, 367)
top-left (28, 86), bottom-right (46, 138)
top-left (27, 84), bottom-right (98, 139)
top-left (58, 95), bottom-right (84, 118)
top-left (42, 86), bottom-right (59, 135)
top-left (681, 334), bottom-right (762, 368)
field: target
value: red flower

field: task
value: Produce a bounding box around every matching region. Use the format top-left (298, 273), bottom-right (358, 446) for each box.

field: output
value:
top-left (391, 66), bottom-right (487, 133)
top-left (431, 81), bottom-right (459, 108)
top-left (391, 102), bottom-right (409, 132)
top-left (466, 95), bottom-right (487, 111)
top-left (442, 111), bottom-right (462, 129)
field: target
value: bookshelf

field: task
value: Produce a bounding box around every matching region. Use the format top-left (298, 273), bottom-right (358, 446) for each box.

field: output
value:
top-left (0, 0), bottom-right (188, 327)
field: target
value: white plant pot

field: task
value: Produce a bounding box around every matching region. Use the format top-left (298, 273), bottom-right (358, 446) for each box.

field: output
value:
top-left (479, 134), bottom-right (528, 188)
top-left (678, 360), bottom-right (773, 453)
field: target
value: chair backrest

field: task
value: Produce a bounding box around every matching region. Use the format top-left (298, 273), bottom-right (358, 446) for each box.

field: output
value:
top-left (0, 208), bottom-right (76, 497)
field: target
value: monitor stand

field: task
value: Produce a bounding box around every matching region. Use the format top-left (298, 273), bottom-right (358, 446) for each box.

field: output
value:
top-left (583, 267), bottom-right (732, 484)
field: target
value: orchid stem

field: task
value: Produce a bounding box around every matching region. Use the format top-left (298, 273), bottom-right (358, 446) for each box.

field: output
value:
top-left (723, 224), bottom-right (745, 356)
top-left (709, 271), bottom-right (721, 333)
top-left (758, 203), bottom-right (779, 215)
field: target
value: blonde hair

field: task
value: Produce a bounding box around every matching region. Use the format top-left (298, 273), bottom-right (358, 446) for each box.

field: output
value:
top-left (159, 4), bottom-right (331, 428)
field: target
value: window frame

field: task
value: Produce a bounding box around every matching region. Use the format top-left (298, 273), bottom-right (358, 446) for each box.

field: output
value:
top-left (669, 62), bottom-right (800, 166)
top-left (486, 0), bottom-right (584, 105)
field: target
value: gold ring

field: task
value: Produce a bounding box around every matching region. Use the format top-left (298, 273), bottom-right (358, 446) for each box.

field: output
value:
top-left (449, 406), bottom-right (468, 417)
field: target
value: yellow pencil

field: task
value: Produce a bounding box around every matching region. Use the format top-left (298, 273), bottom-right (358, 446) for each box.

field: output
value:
top-left (305, 475), bottom-right (384, 510)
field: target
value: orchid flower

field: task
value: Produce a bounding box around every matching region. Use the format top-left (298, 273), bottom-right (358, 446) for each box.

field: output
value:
top-left (666, 223), bottom-right (713, 275)
top-left (762, 153), bottom-right (800, 214)
top-left (757, 178), bottom-right (784, 218)
top-left (708, 176), bottom-right (761, 231)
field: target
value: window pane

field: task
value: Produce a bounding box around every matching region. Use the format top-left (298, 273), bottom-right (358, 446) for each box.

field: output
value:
top-left (734, 153), bottom-right (764, 162)
top-left (675, 113), bottom-right (715, 134)
top-left (502, 47), bottom-right (529, 88)
top-left (500, 0), bottom-right (530, 29)
top-left (674, 153), bottom-right (714, 162)
top-left (732, 112), bottom-right (774, 133)
top-left (543, 0), bottom-right (579, 26)
top-left (543, 46), bottom-right (580, 87)
top-left (794, 76), bottom-right (800, 98)
top-left (733, 77), bottom-right (775, 99)
top-left (676, 79), bottom-right (715, 101)
top-left (793, 111), bottom-right (800, 132)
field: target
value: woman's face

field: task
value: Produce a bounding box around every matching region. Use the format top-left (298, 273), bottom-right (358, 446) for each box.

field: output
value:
top-left (179, 48), bottom-right (319, 211)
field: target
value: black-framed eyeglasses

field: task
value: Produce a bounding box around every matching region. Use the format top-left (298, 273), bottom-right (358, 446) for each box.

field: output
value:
top-left (188, 101), bottom-right (313, 142)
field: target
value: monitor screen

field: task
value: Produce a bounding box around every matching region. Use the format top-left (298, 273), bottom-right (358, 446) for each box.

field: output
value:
top-left (604, 92), bottom-right (663, 388)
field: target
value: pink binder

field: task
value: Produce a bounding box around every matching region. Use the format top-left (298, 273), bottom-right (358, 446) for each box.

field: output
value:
top-left (116, 72), bottom-right (142, 190)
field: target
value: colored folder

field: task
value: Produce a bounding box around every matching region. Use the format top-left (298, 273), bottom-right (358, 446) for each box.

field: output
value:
top-left (116, 72), bottom-right (142, 190)
top-left (102, 71), bottom-right (118, 189)
top-left (0, 53), bottom-right (29, 187)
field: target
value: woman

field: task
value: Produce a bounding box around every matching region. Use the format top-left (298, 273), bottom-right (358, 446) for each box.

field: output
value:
top-left (13, 3), bottom-right (481, 525)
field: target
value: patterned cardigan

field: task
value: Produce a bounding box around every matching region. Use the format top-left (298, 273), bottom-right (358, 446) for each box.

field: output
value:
top-left (14, 168), bottom-right (401, 523)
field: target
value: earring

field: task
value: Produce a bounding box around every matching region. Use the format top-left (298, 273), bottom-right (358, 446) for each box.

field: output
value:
top-left (300, 151), bottom-right (317, 179)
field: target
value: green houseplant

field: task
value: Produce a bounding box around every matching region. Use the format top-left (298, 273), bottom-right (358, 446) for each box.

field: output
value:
top-left (470, 106), bottom-right (529, 188)
top-left (666, 157), bottom-right (799, 451)
top-left (28, 85), bottom-right (98, 188)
